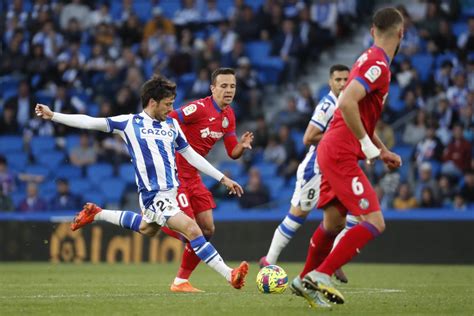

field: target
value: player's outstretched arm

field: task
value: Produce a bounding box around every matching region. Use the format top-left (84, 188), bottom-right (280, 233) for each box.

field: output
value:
top-left (179, 146), bottom-right (244, 197)
top-left (338, 81), bottom-right (380, 161)
top-left (228, 131), bottom-right (254, 159)
top-left (35, 104), bottom-right (109, 132)
top-left (373, 133), bottom-right (402, 170)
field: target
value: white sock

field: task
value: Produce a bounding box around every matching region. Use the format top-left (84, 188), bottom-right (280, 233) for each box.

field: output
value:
top-left (332, 215), bottom-right (359, 250)
top-left (206, 254), bottom-right (232, 281)
top-left (94, 209), bottom-right (122, 225)
top-left (173, 277), bottom-right (188, 285)
top-left (266, 214), bottom-right (304, 264)
top-left (191, 237), bottom-right (232, 281)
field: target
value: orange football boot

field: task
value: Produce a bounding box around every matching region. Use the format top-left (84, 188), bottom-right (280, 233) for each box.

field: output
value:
top-left (170, 282), bottom-right (204, 293)
top-left (230, 261), bottom-right (249, 289)
top-left (71, 203), bottom-right (102, 231)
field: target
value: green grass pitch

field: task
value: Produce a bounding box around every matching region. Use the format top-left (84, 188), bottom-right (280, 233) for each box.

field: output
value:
top-left (0, 263), bottom-right (473, 315)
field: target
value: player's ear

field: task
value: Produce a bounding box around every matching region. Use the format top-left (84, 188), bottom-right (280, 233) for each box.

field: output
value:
top-left (370, 26), bottom-right (375, 38)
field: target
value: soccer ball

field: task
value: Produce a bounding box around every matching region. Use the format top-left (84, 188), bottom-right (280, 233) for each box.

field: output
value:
top-left (256, 265), bottom-right (288, 294)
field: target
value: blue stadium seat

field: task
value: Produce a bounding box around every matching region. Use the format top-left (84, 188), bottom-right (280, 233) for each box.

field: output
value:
top-left (452, 22), bottom-right (467, 37)
top-left (40, 181), bottom-right (57, 201)
top-left (69, 178), bottom-right (92, 195)
top-left (254, 162), bottom-right (277, 178)
top-left (55, 164), bottom-right (82, 180)
top-left (254, 58), bottom-right (285, 85)
top-left (410, 54), bottom-right (434, 82)
top-left (0, 135), bottom-right (23, 154)
top-left (291, 130), bottom-right (306, 156)
top-left (245, 0), bottom-right (264, 11)
top-left (387, 83), bottom-right (404, 112)
top-left (177, 72), bottom-right (197, 97)
top-left (34, 150), bottom-right (65, 170)
top-left (219, 161), bottom-right (244, 176)
top-left (133, 0), bottom-right (152, 22)
top-left (65, 134), bottom-right (81, 153)
top-left (215, 200), bottom-right (240, 212)
top-left (30, 136), bottom-right (56, 156)
top-left (34, 90), bottom-right (53, 105)
top-left (87, 163), bottom-right (114, 185)
top-left (434, 52), bottom-right (458, 69)
top-left (158, 2), bottom-right (181, 19)
top-left (245, 41), bottom-right (271, 65)
top-left (82, 191), bottom-right (105, 206)
top-left (392, 144), bottom-right (414, 161)
top-left (317, 84), bottom-right (330, 101)
top-left (201, 175), bottom-right (215, 188)
top-left (118, 163), bottom-right (135, 184)
top-left (5, 152), bottom-right (28, 172)
top-left (2, 88), bottom-right (18, 101)
top-left (99, 177), bottom-right (126, 203)
top-left (11, 192), bottom-right (25, 208)
top-left (24, 164), bottom-right (50, 178)
top-left (266, 177), bottom-right (285, 199)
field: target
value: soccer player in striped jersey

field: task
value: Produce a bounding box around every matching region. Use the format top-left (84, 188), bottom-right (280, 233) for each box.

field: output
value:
top-left (260, 65), bottom-right (358, 284)
top-left (35, 75), bottom-right (249, 289)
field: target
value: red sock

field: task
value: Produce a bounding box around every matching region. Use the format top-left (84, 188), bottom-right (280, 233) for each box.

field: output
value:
top-left (177, 242), bottom-right (201, 279)
top-left (299, 223), bottom-right (337, 279)
top-left (317, 222), bottom-right (380, 276)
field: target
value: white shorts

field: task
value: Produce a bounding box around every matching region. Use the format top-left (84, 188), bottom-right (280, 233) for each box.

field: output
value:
top-left (140, 189), bottom-right (182, 227)
top-left (290, 162), bottom-right (322, 212)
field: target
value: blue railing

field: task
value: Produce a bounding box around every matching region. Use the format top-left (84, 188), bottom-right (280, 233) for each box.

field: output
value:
top-left (0, 208), bottom-right (473, 222)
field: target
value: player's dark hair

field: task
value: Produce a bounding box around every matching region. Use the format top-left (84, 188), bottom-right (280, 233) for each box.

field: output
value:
top-left (211, 68), bottom-right (235, 85)
top-left (329, 64), bottom-right (350, 75)
top-left (141, 75), bottom-right (176, 108)
top-left (372, 7), bottom-right (404, 34)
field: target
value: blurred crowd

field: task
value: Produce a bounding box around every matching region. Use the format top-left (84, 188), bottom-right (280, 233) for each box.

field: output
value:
top-left (0, 0), bottom-right (472, 211)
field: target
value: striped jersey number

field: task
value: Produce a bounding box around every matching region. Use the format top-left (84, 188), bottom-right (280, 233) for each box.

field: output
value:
top-left (351, 177), bottom-right (364, 195)
top-left (177, 193), bottom-right (189, 208)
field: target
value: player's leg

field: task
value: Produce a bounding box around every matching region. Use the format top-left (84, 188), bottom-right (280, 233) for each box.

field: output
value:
top-left (261, 172), bottom-right (319, 266)
top-left (331, 214), bottom-right (359, 283)
top-left (166, 211), bottom-right (248, 289)
top-left (71, 203), bottom-right (143, 233)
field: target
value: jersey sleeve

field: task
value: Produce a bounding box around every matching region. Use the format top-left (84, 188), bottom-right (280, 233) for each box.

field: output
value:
top-left (172, 102), bottom-right (203, 125)
top-left (309, 99), bottom-right (336, 132)
top-left (354, 58), bottom-right (390, 94)
top-left (106, 114), bottom-right (131, 133)
top-left (223, 110), bottom-right (238, 157)
top-left (172, 118), bottom-right (190, 152)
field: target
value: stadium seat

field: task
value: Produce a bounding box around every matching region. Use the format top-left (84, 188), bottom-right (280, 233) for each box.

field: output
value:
top-left (30, 136), bottom-right (56, 156)
top-left (245, 0), bottom-right (264, 11)
top-left (452, 22), bottom-right (467, 37)
top-left (133, 0), bottom-right (152, 22)
top-left (34, 150), bottom-right (65, 171)
top-left (254, 58), bottom-right (285, 85)
top-left (5, 152), bottom-right (28, 172)
top-left (266, 177), bottom-right (285, 199)
top-left (0, 135), bottom-right (24, 154)
top-left (254, 162), bottom-right (277, 178)
top-left (317, 84), bottom-right (330, 101)
top-left (24, 164), bottom-right (50, 178)
top-left (55, 164), bottom-right (82, 180)
top-left (290, 130), bottom-right (306, 156)
top-left (245, 41), bottom-right (271, 65)
top-left (82, 191), bottom-right (105, 206)
top-left (99, 177), bottom-right (126, 204)
top-left (219, 161), bottom-right (244, 176)
top-left (65, 134), bottom-right (81, 153)
top-left (387, 83), bottom-right (404, 112)
top-left (177, 72), bottom-right (197, 97)
top-left (87, 163), bottom-right (114, 185)
top-left (11, 192), bottom-right (25, 208)
top-left (69, 178), bottom-right (92, 195)
top-left (434, 52), bottom-right (458, 69)
top-left (34, 90), bottom-right (53, 105)
top-left (215, 200), bottom-right (240, 212)
top-left (159, 2), bottom-right (181, 19)
top-left (410, 54), bottom-right (434, 82)
top-left (39, 181), bottom-right (57, 201)
top-left (118, 163), bottom-right (135, 184)
top-left (392, 144), bottom-right (414, 161)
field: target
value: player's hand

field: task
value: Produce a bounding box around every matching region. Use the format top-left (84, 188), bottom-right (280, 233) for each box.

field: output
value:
top-left (220, 176), bottom-right (244, 197)
top-left (359, 134), bottom-right (381, 164)
top-left (380, 150), bottom-right (402, 171)
top-left (35, 104), bottom-right (54, 120)
top-left (239, 131), bottom-right (254, 150)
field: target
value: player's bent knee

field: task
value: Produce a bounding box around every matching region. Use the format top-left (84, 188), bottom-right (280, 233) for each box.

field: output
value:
top-left (289, 206), bottom-right (309, 218)
top-left (139, 223), bottom-right (158, 237)
top-left (200, 225), bottom-right (215, 237)
top-left (184, 221), bottom-right (203, 240)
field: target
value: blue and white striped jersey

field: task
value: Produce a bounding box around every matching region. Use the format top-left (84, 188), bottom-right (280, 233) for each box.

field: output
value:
top-left (106, 111), bottom-right (189, 207)
top-left (300, 90), bottom-right (338, 182)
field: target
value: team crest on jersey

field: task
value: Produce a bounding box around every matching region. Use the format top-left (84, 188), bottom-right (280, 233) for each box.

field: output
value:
top-left (364, 65), bottom-right (381, 83)
top-left (359, 198), bottom-right (369, 210)
top-left (222, 117), bottom-right (229, 128)
top-left (183, 104), bottom-right (197, 116)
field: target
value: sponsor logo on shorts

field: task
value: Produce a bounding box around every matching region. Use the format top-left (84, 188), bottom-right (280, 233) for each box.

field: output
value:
top-left (359, 198), bottom-right (369, 210)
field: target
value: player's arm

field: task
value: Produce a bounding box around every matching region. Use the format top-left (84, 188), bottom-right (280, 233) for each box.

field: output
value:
top-left (35, 104), bottom-right (109, 132)
top-left (303, 124), bottom-right (323, 146)
top-left (224, 131), bottom-right (254, 159)
top-left (373, 132), bottom-right (402, 170)
top-left (338, 80), bottom-right (380, 161)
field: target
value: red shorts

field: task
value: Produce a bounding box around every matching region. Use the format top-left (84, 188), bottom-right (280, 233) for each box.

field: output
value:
top-left (179, 174), bottom-right (216, 214)
top-left (316, 141), bottom-right (380, 216)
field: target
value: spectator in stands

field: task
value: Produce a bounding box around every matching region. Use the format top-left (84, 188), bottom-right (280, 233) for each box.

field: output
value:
top-left (398, 5), bottom-right (421, 56)
top-left (1, 29), bottom-right (28, 76)
top-left (434, 95), bottom-right (458, 135)
top-left (264, 135), bottom-right (286, 166)
top-left (447, 72), bottom-right (469, 110)
top-left (295, 83), bottom-right (316, 116)
top-left (438, 175), bottom-right (455, 207)
top-left (418, 1), bottom-right (443, 40)
top-left (459, 104), bottom-right (474, 142)
top-left (239, 167), bottom-right (270, 209)
top-left (25, 44), bottom-right (51, 86)
top-left (253, 116), bottom-right (270, 151)
top-left (235, 57), bottom-right (262, 120)
top-left (6, 0), bottom-right (29, 27)
top-left (18, 182), bottom-right (48, 212)
top-left (69, 133), bottom-right (98, 169)
top-left (101, 134), bottom-right (130, 168)
top-left (190, 68), bottom-right (211, 99)
top-left (415, 162), bottom-right (439, 202)
top-left (310, 0), bottom-right (338, 40)
top-left (118, 14), bottom-right (143, 47)
top-left (212, 21), bottom-right (237, 59)
top-left (457, 16), bottom-right (474, 53)
top-left (259, 1), bottom-right (283, 41)
top-left (63, 18), bottom-right (83, 44)
top-left (432, 19), bottom-right (458, 53)
top-left (419, 187), bottom-right (439, 208)
top-left (453, 193), bottom-right (467, 211)
top-left (113, 86), bottom-right (139, 116)
top-left (23, 112), bottom-right (55, 149)
top-left (379, 165), bottom-right (400, 207)
top-left (173, 0), bottom-right (201, 27)
top-left (0, 106), bottom-right (20, 135)
top-left (277, 125), bottom-right (299, 181)
top-left (275, 96), bottom-right (305, 130)
top-left (4, 80), bottom-right (36, 129)
top-left (235, 5), bottom-right (260, 41)
top-left (124, 66), bottom-right (144, 92)
top-left (0, 156), bottom-right (16, 196)
top-left (32, 20), bottom-right (64, 59)
top-left (403, 109), bottom-right (427, 146)
top-left (434, 60), bottom-right (454, 90)
top-left (271, 19), bottom-right (302, 85)
top-left (413, 125), bottom-right (443, 168)
top-left (143, 7), bottom-right (175, 40)
top-left (441, 124), bottom-right (472, 178)
top-left (60, 0), bottom-right (91, 31)
top-left (466, 58), bottom-right (474, 91)
top-left (460, 171), bottom-right (474, 204)
top-left (375, 120), bottom-right (395, 150)
top-left (90, 3), bottom-right (112, 27)
top-left (396, 59), bottom-right (417, 90)
top-left (204, 0), bottom-right (225, 24)
top-left (0, 189), bottom-right (14, 212)
top-left (393, 183), bottom-right (418, 211)
top-left (49, 178), bottom-right (81, 211)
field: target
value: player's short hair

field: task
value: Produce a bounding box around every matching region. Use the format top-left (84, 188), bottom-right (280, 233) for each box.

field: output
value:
top-left (211, 68), bottom-right (235, 85)
top-left (372, 7), bottom-right (404, 35)
top-left (141, 75), bottom-right (176, 108)
top-left (329, 64), bottom-right (350, 76)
